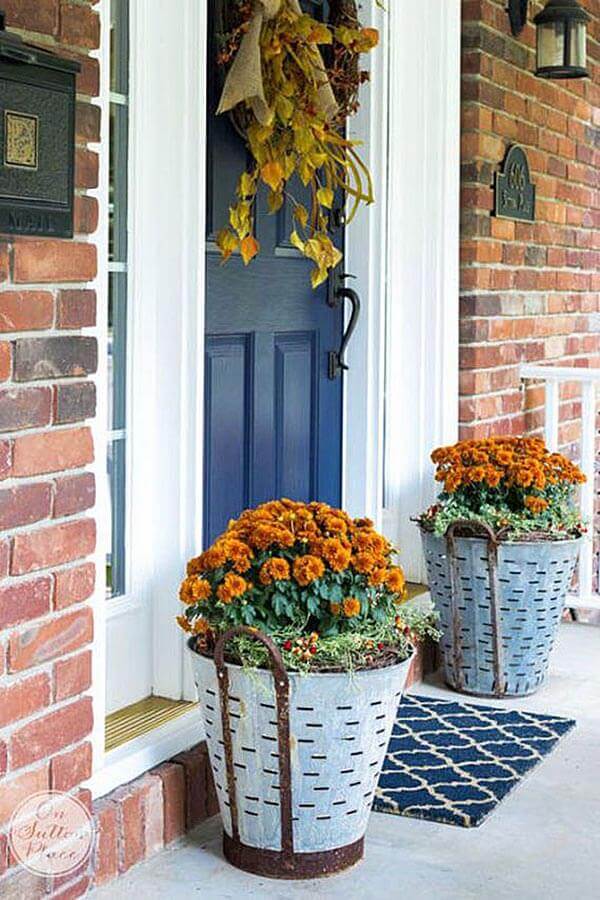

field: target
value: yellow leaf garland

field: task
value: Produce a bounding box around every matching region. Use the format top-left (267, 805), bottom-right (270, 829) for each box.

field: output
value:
top-left (240, 235), bottom-right (260, 265)
top-left (216, 0), bottom-right (378, 289)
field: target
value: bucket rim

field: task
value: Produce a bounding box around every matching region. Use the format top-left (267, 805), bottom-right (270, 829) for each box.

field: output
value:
top-left (418, 525), bottom-right (583, 548)
top-left (186, 636), bottom-right (414, 679)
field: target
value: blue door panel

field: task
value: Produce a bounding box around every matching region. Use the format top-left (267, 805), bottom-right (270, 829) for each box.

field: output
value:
top-left (204, 336), bottom-right (251, 542)
top-left (274, 332), bottom-right (317, 501)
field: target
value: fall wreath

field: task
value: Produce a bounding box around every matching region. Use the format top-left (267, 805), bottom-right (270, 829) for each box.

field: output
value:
top-left (215, 0), bottom-right (380, 288)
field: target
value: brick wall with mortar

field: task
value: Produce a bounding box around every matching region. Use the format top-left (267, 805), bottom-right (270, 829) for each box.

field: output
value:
top-left (0, 2), bottom-right (100, 895)
top-left (460, 0), bottom-right (600, 442)
top-left (0, 744), bottom-right (220, 898)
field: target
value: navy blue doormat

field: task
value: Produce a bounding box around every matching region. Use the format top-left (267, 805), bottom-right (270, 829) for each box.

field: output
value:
top-left (373, 694), bottom-right (575, 828)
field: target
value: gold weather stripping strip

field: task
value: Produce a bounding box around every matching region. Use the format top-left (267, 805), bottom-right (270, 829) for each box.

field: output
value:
top-left (105, 696), bottom-right (196, 752)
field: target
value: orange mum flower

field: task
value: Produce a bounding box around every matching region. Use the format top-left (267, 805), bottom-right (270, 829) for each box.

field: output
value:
top-left (386, 567), bottom-right (406, 595)
top-left (494, 449), bottom-right (514, 466)
top-left (176, 614), bottom-right (193, 633)
top-left (191, 617), bottom-right (211, 635)
top-left (342, 597), bottom-right (361, 618)
top-left (467, 466), bottom-right (486, 484)
top-left (259, 557), bottom-right (291, 585)
top-left (179, 579), bottom-right (194, 605)
top-left (293, 554), bottom-right (325, 586)
top-left (251, 523), bottom-right (295, 551)
top-left (352, 551), bottom-right (376, 575)
top-left (352, 530), bottom-right (388, 555)
top-left (485, 467), bottom-right (503, 488)
top-left (203, 543), bottom-right (228, 569)
top-left (190, 577), bottom-right (211, 602)
top-left (180, 576), bottom-right (211, 604)
top-left (322, 538), bottom-right (352, 572)
top-left (368, 565), bottom-right (388, 587)
top-left (444, 471), bottom-right (462, 493)
top-left (353, 517), bottom-right (374, 529)
top-left (222, 538), bottom-right (253, 573)
top-left (322, 515), bottom-right (348, 535)
top-left (217, 573), bottom-right (248, 604)
top-left (186, 555), bottom-right (206, 576)
top-left (330, 601), bottom-right (341, 616)
top-left (514, 466), bottom-right (535, 488)
top-left (524, 495), bottom-right (549, 514)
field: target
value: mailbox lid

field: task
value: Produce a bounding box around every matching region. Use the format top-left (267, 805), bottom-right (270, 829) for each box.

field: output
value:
top-left (0, 16), bottom-right (80, 74)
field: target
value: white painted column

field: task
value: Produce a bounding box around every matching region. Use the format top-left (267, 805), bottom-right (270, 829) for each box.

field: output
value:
top-left (381, 0), bottom-right (461, 582)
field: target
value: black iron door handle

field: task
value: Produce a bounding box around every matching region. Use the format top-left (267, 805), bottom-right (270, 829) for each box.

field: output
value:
top-left (327, 273), bottom-right (361, 380)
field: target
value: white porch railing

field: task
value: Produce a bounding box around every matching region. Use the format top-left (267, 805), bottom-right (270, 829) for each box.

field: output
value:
top-left (521, 364), bottom-right (600, 612)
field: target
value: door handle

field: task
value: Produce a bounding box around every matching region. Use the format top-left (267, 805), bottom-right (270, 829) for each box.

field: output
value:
top-left (327, 272), bottom-right (361, 380)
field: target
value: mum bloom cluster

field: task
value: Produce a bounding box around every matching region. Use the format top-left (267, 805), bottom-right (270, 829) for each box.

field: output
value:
top-left (421, 436), bottom-right (585, 538)
top-left (177, 499), bottom-right (411, 670)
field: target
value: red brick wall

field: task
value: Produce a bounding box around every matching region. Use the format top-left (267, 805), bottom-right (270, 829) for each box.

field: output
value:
top-left (460, 0), bottom-right (600, 442)
top-left (0, 2), bottom-right (100, 894)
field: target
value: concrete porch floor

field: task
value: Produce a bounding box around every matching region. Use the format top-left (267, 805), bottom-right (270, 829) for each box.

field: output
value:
top-left (93, 622), bottom-right (600, 900)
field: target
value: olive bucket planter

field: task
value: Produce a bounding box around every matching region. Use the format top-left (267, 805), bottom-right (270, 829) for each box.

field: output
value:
top-left (420, 521), bottom-right (581, 698)
top-left (187, 627), bottom-right (414, 879)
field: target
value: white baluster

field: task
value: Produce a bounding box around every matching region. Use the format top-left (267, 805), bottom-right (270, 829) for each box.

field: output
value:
top-left (579, 380), bottom-right (596, 604)
top-left (522, 364), bottom-right (600, 612)
top-left (544, 380), bottom-right (559, 452)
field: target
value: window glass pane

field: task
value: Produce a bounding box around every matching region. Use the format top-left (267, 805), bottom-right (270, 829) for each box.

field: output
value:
top-left (110, 0), bottom-right (129, 95)
top-left (108, 272), bottom-right (128, 431)
top-left (109, 103), bottom-right (129, 263)
top-left (108, 0), bottom-right (129, 599)
top-left (107, 439), bottom-right (127, 598)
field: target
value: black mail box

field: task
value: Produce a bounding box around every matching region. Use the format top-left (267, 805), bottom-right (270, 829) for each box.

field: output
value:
top-left (0, 12), bottom-right (80, 238)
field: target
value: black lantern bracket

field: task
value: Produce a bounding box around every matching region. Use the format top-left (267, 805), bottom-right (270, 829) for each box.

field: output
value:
top-left (508, 0), bottom-right (529, 36)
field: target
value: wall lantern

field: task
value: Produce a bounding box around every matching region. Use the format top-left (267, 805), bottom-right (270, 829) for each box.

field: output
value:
top-left (508, 0), bottom-right (591, 80)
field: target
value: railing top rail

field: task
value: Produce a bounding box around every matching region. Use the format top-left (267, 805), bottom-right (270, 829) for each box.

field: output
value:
top-left (520, 364), bottom-right (600, 384)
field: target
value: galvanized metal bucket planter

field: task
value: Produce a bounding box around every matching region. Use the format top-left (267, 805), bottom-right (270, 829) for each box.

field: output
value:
top-left (187, 627), bottom-right (413, 879)
top-left (420, 521), bottom-right (581, 698)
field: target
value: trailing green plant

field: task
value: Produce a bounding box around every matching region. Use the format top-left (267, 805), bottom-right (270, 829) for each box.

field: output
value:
top-left (418, 436), bottom-right (586, 540)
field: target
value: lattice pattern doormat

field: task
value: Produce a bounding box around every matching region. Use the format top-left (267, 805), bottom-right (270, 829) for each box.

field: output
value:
top-left (373, 694), bottom-right (575, 828)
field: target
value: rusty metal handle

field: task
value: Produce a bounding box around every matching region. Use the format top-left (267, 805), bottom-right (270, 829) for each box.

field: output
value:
top-left (444, 518), bottom-right (500, 544)
top-left (445, 519), bottom-right (505, 698)
top-left (214, 625), bottom-right (289, 686)
top-left (214, 626), bottom-right (294, 864)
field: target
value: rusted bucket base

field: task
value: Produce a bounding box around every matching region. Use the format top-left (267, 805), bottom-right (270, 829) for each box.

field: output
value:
top-left (223, 832), bottom-right (364, 880)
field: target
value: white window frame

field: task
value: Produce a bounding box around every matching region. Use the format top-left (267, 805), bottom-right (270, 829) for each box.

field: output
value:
top-left (89, 0), bottom-right (208, 798)
top-left (89, 0), bottom-right (460, 799)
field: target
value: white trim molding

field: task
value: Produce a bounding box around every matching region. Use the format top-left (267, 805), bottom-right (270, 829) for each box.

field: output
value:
top-left (90, 0), bottom-right (112, 785)
top-left (89, 709), bottom-right (204, 799)
top-left (381, 0), bottom-right (461, 583)
top-left (342, 0), bottom-right (390, 523)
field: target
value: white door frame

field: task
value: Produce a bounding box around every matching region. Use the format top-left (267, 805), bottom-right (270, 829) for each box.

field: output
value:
top-left (90, 0), bottom-right (460, 798)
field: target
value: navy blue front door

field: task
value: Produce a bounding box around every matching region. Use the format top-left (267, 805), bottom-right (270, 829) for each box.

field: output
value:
top-left (204, 5), bottom-right (343, 545)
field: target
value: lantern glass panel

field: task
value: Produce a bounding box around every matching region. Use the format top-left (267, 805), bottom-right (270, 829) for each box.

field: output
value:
top-left (571, 21), bottom-right (586, 68)
top-left (537, 21), bottom-right (565, 69)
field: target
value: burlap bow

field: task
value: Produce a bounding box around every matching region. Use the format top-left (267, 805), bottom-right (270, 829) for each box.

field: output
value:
top-left (217, 0), bottom-right (338, 126)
